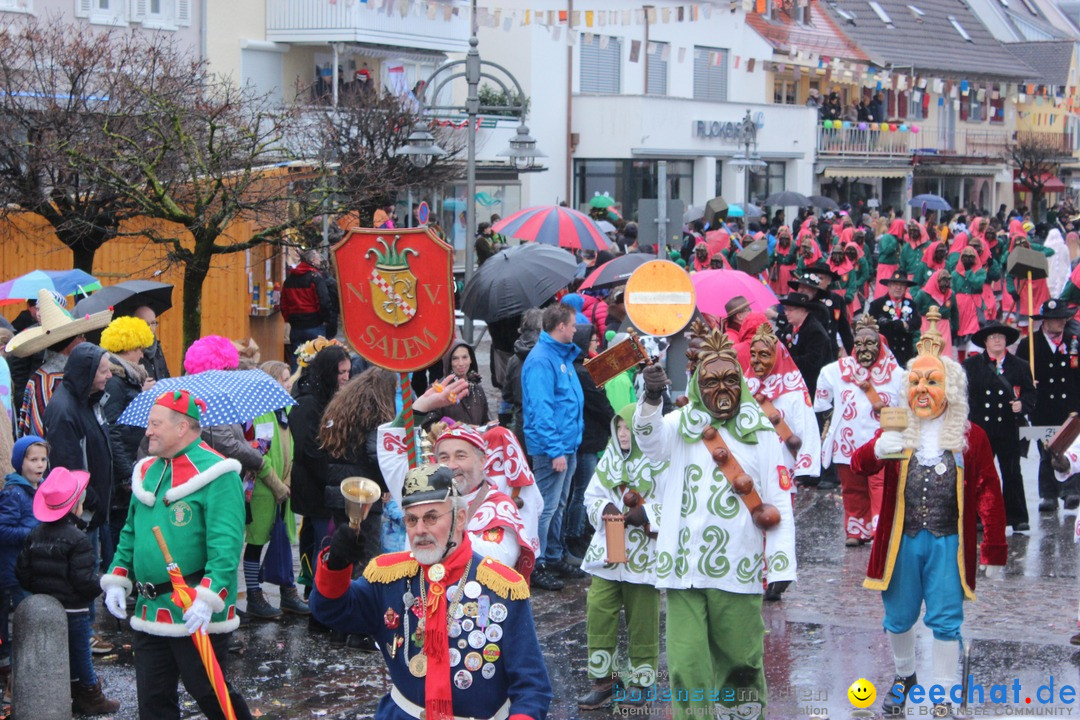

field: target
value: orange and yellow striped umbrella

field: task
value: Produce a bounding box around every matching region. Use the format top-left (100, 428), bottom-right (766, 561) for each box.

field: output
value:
top-left (152, 527), bottom-right (237, 720)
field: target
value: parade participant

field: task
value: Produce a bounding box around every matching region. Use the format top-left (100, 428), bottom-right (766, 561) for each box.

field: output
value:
top-left (1017, 300), bottom-right (1080, 512)
top-left (827, 244), bottom-right (857, 306)
top-left (951, 246), bottom-right (987, 356)
top-left (794, 232), bottom-right (822, 275)
top-left (852, 309), bottom-right (1006, 716)
top-left (778, 292), bottom-right (833, 398)
top-left (873, 218), bottom-right (907, 298)
top-left (815, 315), bottom-right (905, 545)
top-left (740, 323), bottom-right (820, 485)
top-left (868, 271), bottom-right (921, 367)
top-left (913, 269), bottom-right (957, 357)
top-left (101, 390), bottom-right (253, 720)
top-left (768, 226), bottom-right (797, 296)
top-left (788, 262), bottom-right (854, 354)
top-left (899, 221), bottom-right (931, 283)
top-left (577, 406), bottom-right (664, 710)
top-left (378, 383), bottom-right (537, 581)
top-left (963, 322), bottom-right (1035, 532)
top-left (1004, 223), bottom-right (1053, 322)
top-left (844, 236), bottom-right (870, 305)
top-left (724, 296), bottom-right (752, 343)
top-left (310, 464), bottom-right (552, 720)
top-left (633, 325), bottom-right (797, 720)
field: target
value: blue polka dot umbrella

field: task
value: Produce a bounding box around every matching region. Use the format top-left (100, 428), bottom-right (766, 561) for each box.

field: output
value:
top-left (117, 370), bottom-right (297, 427)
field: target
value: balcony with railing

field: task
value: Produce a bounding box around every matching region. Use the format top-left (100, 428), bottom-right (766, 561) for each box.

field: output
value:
top-left (817, 125), bottom-right (1074, 161)
top-left (266, 0), bottom-right (470, 53)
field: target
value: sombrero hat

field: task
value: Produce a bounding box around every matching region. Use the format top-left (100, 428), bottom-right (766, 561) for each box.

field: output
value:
top-left (4, 289), bottom-right (112, 358)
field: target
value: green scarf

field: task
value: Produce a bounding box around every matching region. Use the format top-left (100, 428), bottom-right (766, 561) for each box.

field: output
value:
top-left (595, 405), bottom-right (666, 496)
top-left (677, 367), bottom-right (773, 444)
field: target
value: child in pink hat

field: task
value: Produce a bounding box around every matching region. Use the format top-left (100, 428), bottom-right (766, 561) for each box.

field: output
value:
top-left (15, 467), bottom-right (119, 715)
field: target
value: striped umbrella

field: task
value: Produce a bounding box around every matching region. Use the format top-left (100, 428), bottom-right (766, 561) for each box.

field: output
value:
top-left (152, 527), bottom-right (237, 720)
top-left (0, 269), bottom-right (101, 305)
top-left (492, 205), bottom-right (609, 251)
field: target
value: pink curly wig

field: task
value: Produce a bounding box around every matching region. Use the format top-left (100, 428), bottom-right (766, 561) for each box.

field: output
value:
top-left (183, 335), bottom-right (240, 374)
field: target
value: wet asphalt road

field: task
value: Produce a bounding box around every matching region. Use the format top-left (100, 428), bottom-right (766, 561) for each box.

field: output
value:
top-left (84, 451), bottom-right (1080, 720)
top-left (81, 340), bottom-right (1080, 719)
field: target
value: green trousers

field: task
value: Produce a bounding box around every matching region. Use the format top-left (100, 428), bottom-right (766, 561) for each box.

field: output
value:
top-left (666, 588), bottom-right (766, 720)
top-left (585, 576), bottom-right (660, 687)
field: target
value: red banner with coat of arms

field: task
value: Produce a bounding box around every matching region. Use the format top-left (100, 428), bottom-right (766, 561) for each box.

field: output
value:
top-left (332, 227), bottom-right (456, 373)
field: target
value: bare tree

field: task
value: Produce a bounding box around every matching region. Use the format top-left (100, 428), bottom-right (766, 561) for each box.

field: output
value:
top-left (79, 63), bottom-right (327, 348)
top-left (1007, 132), bottom-right (1069, 221)
top-left (0, 18), bottom-right (173, 272)
top-left (317, 88), bottom-right (463, 228)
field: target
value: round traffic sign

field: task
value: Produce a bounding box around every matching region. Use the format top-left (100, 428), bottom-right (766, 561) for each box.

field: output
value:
top-left (624, 260), bottom-right (696, 337)
top-left (417, 201), bottom-right (430, 226)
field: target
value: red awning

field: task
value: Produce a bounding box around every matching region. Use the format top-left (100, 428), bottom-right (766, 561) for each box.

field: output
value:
top-left (1014, 171), bottom-right (1066, 193)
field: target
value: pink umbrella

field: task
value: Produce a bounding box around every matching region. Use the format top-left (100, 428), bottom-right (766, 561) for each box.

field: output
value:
top-left (492, 205), bottom-right (609, 251)
top-left (691, 269), bottom-right (779, 318)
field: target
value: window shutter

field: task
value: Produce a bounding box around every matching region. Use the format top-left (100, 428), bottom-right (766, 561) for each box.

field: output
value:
top-left (887, 90), bottom-right (896, 118)
top-left (580, 36), bottom-right (620, 94)
top-left (647, 42), bottom-right (668, 95)
top-left (130, 0), bottom-right (147, 19)
top-left (693, 46), bottom-right (727, 102)
top-left (176, 0), bottom-right (191, 25)
top-left (75, 0), bottom-right (91, 17)
top-left (898, 91), bottom-right (908, 118)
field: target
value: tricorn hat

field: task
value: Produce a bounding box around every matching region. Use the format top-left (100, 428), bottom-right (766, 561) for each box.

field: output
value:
top-left (401, 464), bottom-right (458, 508)
top-left (4, 289), bottom-right (112, 358)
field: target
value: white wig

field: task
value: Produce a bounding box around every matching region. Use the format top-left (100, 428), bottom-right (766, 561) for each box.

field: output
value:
top-left (901, 354), bottom-right (969, 453)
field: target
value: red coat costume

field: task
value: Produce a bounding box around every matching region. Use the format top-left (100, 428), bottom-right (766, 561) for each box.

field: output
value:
top-left (851, 424), bottom-right (1007, 599)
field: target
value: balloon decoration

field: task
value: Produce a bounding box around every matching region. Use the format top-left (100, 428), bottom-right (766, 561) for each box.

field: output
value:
top-left (841, 120), bottom-right (851, 129)
top-left (857, 122), bottom-right (868, 131)
top-left (899, 124), bottom-right (909, 132)
top-left (910, 125), bottom-right (921, 134)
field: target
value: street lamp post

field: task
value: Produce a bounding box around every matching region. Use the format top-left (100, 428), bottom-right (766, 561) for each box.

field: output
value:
top-left (728, 109), bottom-right (766, 223)
top-left (399, 0), bottom-right (545, 343)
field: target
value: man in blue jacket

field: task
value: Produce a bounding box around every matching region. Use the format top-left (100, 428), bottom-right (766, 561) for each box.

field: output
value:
top-left (522, 304), bottom-right (585, 591)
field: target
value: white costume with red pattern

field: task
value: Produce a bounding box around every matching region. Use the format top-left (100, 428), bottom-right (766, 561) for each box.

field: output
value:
top-left (377, 423), bottom-right (538, 580)
top-left (814, 351), bottom-right (905, 468)
top-left (814, 346), bottom-right (905, 540)
top-left (742, 350), bottom-right (821, 481)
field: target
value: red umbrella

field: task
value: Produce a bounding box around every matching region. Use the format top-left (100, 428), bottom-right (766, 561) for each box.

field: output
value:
top-left (492, 206), bottom-right (609, 251)
top-left (691, 269), bottom-right (779, 318)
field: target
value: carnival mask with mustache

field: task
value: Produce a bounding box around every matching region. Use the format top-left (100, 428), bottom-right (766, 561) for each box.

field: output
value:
top-left (698, 356), bottom-right (742, 421)
top-left (854, 328), bottom-right (880, 369)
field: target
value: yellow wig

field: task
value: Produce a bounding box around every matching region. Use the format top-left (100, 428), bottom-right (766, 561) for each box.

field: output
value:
top-left (100, 316), bottom-right (154, 353)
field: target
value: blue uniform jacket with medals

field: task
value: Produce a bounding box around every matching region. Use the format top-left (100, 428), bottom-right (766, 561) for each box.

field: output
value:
top-left (311, 544), bottom-right (551, 720)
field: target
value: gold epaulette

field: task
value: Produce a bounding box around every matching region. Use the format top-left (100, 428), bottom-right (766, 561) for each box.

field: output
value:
top-left (476, 557), bottom-right (530, 600)
top-left (363, 551), bottom-right (420, 584)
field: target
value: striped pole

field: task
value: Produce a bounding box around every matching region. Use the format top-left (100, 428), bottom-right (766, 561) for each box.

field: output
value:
top-left (400, 373), bottom-right (418, 469)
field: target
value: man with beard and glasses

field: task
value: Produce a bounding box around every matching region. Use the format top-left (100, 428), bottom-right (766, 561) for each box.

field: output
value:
top-left (311, 465), bottom-right (552, 720)
top-left (815, 315), bottom-right (905, 546)
top-left (632, 325), bottom-right (796, 720)
top-left (851, 308), bottom-right (1005, 718)
top-left (378, 393), bottom-right (539, 581)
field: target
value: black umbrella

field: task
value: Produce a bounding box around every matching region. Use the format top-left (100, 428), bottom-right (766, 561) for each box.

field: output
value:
top-left (764, 191), bottom-right (810, 207)
top-left (808, 195), bottom-right (840, 211)
top-left (460, 244), bottom-right (578, 323)
top-left (579, 253), bottom-right (655, 291)
top-left (74, 280), bottom-right (174, 318)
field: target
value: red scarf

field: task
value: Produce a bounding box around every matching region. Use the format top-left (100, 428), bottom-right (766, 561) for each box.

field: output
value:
top-left (737, 339), bottom-right (811, 404)
top-left (922, 269), bottom-right (952, 306)
top-left (423, 534), bottom-right (474, 720)
top-left (922, 240), bottom-right (946, 272)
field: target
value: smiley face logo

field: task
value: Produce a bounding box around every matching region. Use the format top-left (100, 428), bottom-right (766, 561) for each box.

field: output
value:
top-left (848, 678), bottom-right (876, 708)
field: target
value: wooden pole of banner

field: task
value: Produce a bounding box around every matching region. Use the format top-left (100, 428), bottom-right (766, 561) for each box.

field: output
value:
top-left (399, 373), bottom-right (418, 469)
top-left (1027, 270), bottom-right (1036, 382)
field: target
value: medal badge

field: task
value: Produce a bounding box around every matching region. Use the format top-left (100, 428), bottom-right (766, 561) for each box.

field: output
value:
top-left (428, 563), bottom-right (446, 582)
top-left (409, 653), bottom-right (428, 678)
top-left (384, 608), bottom-right (401, 630)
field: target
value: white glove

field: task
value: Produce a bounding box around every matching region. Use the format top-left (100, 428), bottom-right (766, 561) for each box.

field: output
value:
top-left (983, 565), bottom-right (1004, 581)
top-left (183, 598), bottom-right (213, 635)
top-left (874, 431), bottom-right (905, 460)
top-left (104, 586), bottom-right (127, 620)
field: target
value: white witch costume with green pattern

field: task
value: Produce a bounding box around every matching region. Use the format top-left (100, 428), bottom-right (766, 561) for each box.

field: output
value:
top-left (634, 370), bottom-right (797, 592)
top-left (634, 347), bottom-right (797, 720)
top-left (581, 405), bottom-right (667, 688)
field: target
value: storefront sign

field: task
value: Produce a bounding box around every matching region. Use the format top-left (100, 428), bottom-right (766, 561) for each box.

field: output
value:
top-left (693, 112), bottom-right (766, 143)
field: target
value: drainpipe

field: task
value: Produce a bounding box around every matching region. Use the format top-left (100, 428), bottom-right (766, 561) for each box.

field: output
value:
top-left (566, 0), bottom-right (573, 203)
top-left (644, 5), bottom-right (651, 92)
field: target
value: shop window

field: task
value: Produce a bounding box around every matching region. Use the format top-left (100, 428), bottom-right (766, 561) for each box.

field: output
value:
top-left (748, 161), bottom-right (786, 205)
top-left (575, 159), bottom-right (694, 220)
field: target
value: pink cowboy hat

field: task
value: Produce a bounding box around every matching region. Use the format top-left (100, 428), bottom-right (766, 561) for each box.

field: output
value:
top-left (33, 467), bottom-right (90, 523)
